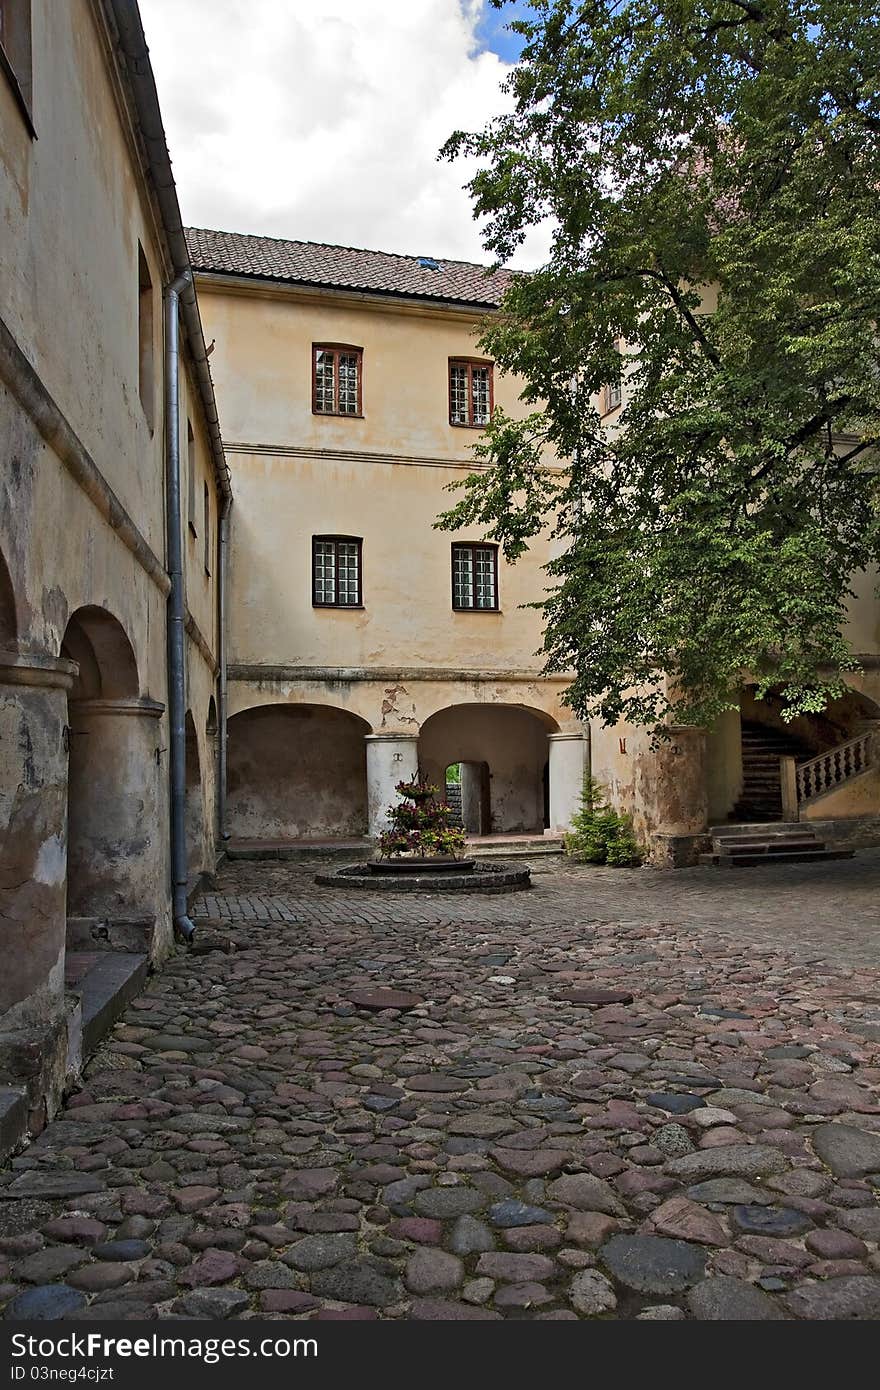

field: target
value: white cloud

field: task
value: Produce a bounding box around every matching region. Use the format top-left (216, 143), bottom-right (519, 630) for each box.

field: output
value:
top-left (139, 0), bottom-right (551, 269)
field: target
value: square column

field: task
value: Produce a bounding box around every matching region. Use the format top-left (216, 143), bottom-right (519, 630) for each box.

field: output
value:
top-left (66, 697), bottom-right (167, 939)
top-left (547, 731), bottom-right (588, 832)
top-left (365, 733), bottom-right (419, 837)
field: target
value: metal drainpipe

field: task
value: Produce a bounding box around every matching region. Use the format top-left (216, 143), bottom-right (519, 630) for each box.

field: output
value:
top-left (165, 269), bottom-right (196, 942)
top-left (217, 497), bottom-right (231, 843)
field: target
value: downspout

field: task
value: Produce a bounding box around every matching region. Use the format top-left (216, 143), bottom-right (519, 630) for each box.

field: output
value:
top-left (165, 269), bottom-right (196, 942)
top-left (217, 496), bottom-right (232, 843)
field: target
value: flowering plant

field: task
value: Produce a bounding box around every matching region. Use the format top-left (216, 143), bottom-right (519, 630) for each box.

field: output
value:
top-left (378, 775), bottom-right (467, 858)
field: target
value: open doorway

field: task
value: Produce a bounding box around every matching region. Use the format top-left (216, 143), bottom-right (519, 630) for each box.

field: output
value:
top-left (445, 760), bottom-right (490, 835)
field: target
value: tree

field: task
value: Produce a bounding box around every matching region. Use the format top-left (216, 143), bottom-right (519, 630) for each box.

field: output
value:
top-left (438, 0), bottom-right (880, 731)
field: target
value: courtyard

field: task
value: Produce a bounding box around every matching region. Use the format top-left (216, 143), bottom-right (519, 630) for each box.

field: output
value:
top-left (0, 855), bottom-right (879, 1321)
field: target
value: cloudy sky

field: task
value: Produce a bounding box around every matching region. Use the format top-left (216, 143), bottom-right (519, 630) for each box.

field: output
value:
top-left (139, 0), bottom-right (550, 270)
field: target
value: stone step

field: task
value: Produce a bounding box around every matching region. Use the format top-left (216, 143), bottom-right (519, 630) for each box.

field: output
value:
top-left (715, 836), bottom-right (822, 853)
top-left (66, 952), bottom-right (150, 1057)
top-left (467, 845), bottom-right (561, 856)
top-left (226, 840), bottom-right (370, 862)
top-left (470, 839), bottom-right (564, 859)
top-left (700, 848), bottom-right (855, 867)
top-left (710, 821), bottom-right (805, 836)
top-left (0, 1088), bottom-right (28, 1160)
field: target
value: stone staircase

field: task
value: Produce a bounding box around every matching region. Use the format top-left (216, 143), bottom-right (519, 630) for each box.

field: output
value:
top-left (700, 822), bottom-right (854, 868)
top-left (734, 721), bottom-right (814, 821)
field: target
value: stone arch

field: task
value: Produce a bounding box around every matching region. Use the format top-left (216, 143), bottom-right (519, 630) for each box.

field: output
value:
top-left (227, 703), bottom-right (371, 841)
top-left (206, 696), bottom-right (218, 738)
top-left (61, 606), bottom-right (139, 701)
top-left (185, 710), bottom-right (204, 879)
top-left (0, 544), bottom-right (17, 649)
top-left (62, 607), bottom-right (158, 920)
top-left (420, 703), bottom-right (559, 834)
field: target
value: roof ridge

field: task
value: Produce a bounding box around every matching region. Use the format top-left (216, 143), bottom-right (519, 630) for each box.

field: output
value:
top-left (184, 225), bottom-right (506, 277)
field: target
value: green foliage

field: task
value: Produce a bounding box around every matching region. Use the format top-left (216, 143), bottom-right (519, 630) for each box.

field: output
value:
top-left (564, 777), bottom-right (643, 866)
top-left (438, 0), bottom-right (880, 730)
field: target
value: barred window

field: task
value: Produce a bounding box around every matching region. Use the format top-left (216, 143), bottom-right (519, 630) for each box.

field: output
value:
top-left (602, 341), bottom-right (623, 415)
top-left (312, 537), bottom-right (363, 607)
top-left (449, 359), bottom-right (493, 427)
top-left (313, 345), bottom-right (362, 416)
top-left (452, 543), bottom-right (499, 611)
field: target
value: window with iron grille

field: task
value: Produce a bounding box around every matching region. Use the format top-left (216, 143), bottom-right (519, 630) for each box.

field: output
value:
top-left (449, 359), bottom-right (493, 427)
top-left (602, 341), bottom-right (623, 415)
top-left (313, 345), bottom-right (362, 416)
top-left (452, 543), bottom-right (499, 611)
top-left (312, 537), bottom-right (363, 607)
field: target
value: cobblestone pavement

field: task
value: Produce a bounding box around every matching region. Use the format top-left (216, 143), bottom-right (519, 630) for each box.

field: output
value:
top-left (2, 855), bottom-right (880, 1322)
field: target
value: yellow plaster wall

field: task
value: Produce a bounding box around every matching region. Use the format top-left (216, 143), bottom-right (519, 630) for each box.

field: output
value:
top-left (196, 283), bottom-right (557, 679)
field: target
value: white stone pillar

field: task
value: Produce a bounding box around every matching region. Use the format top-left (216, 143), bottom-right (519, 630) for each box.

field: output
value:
top-left (66, 696), bottom-right (166, 924)
top-left (547, 731), bottom-right (588, 832)
top-left (365, 733), bottom-right (419, 838)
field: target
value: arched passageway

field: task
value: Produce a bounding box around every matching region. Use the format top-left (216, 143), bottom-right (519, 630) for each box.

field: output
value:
top-left (185, 711), bottom-right (204, 879)
top-left (62, 607), bottom-right (162, 921)
top-left (421, 704), bottom-right (558, 835)
top-left (227, 703), bottom-right (370, 840)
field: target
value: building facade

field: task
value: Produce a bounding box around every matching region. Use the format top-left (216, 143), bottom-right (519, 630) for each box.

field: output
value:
top-left (0, 0), bottom-right (228, 1150)
top-left (186, 228), bottom-right (589, 848)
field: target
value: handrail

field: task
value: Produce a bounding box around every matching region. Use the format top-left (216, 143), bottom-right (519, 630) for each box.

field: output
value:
top-left (794, 731), bottom-right (876, 805)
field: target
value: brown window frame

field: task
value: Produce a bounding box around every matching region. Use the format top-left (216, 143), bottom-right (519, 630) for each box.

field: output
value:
top-left (137, 244), bottom-right (155, 431)
top-left (203, 482), bottom-right (211, 576)
top-left (312, 344), bottom-right (363, 417)
top-left (187, 420), bottom-right (197, 537)
top-left (312, 535), bottom-right (364, 609)
top-left (448, 358), bottom-right (494, 428)
top-left (451, 542), bottom-right (500, 612)
top-left (601, 341), bottom-right (623, 416)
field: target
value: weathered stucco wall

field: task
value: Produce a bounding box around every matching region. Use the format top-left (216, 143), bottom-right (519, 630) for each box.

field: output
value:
top-left (590, 716), bottom-right (708, 861)
top-left (0, 0), bottom-right (222, 1052)
top-left (705, 708), bottom-right (743, 824)
top-left (802, 766), bottom-right (880, 822)
top-left (227, 704), bottom-right (369, 840)
top-left (195, 283), bottom-right (558, 679)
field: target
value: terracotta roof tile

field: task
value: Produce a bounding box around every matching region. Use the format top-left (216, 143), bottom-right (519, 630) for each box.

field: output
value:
top-left (184, 226), bottom-right (512, 308)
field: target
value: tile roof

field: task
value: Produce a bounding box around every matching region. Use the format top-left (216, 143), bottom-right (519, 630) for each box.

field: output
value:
top-left (184, 226), bottom-right (512, 308)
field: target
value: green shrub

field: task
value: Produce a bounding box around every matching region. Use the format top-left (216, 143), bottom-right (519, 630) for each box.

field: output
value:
top-left (564, 776), bottom-right (643, 867)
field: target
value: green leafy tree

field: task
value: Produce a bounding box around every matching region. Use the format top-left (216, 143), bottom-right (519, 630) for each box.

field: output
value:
top-left (438, 0), bottom-right (880, 730)
top-left (565, 776), bottom-right (643, 864)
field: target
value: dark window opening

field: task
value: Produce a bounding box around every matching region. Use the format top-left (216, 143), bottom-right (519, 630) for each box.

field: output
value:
top-left (313, 345), bottom-right (362, 416)
top-left (449, 359), bottom-right (493, 427)
top-left (452, 543), bottom-right (499, 611)
top-left (187, 420), bottom-right (197, 536)
top-left (312, 536), bottom-right (363, 608)
top-left (203, 483), bottom-right (211, 575)
top-left (138, 245), bottom-right (155, 429)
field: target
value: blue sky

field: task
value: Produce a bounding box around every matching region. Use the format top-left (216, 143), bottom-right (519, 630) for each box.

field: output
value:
top-left (140, 0), bottom-right (552, 269)
top-left (474, 1), bottom-right (533, 63)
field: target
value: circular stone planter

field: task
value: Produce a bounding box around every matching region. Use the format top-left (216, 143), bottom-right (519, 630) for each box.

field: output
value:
top-left (315, 860), bottom-right (531, 893)
top-left (368, 857), bottom-right (476, 874)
